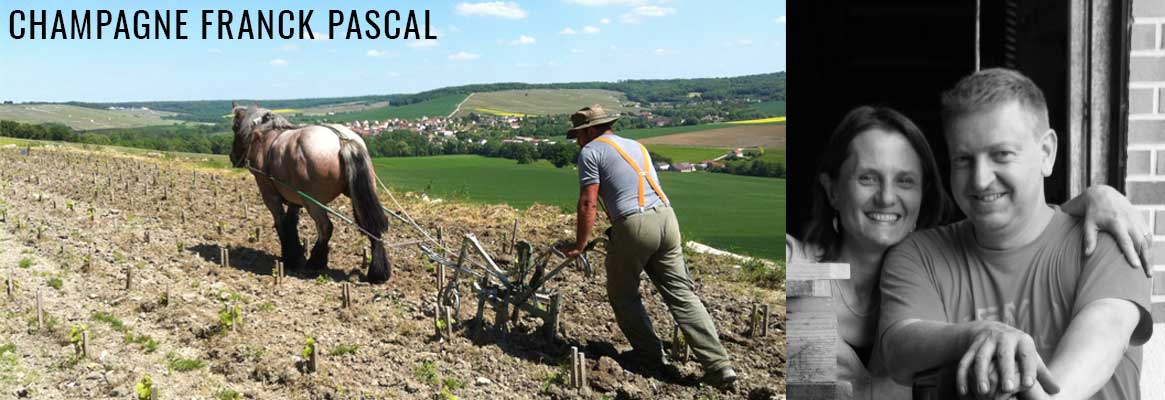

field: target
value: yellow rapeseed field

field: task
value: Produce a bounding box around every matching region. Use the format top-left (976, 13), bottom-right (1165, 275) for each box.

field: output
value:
top-left (726, 116), bottom-right (786, 124)
top-left (473, 108), bottom-right (528, 117)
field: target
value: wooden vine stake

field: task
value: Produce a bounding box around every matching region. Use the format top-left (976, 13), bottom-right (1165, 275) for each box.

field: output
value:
top-left (570, 347), bottom-right (587, 391)
top-left (570, 347), bottom-right (579, 388)
top-left (542, 293), bottom-right (561, 341)
top-left (273, 261), bottom-right (283, 286)
top-left (761, 304), bottom-right (771, 337)
top-left (125, 267), bottom-right (133, 291)
top-left (308, 340), bottom-right (318, 373)
top-left (220, 247), bottom-right (230, 269)
top-left (750, 304), bottom-right (761, 336)
top-left (443, 303), bottom-right (453, 339)
top-left (341, 283), bottom-right (351, 308)
top-left (579, 352), bottom-right (587, 392)
top-left (510, 218), bottom-right (519, 254)
top-left (5, 274), bottom-right (13, 301)
top-left (435, 262), bottom-right (446, 337)
top-left (80, 330), bottom-right (89, 358)
top-left (35, 288), bottom-right (43, 332)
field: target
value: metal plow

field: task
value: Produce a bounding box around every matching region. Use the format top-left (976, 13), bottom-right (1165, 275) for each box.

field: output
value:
top-left (420, 234), bottom-right (605, 342)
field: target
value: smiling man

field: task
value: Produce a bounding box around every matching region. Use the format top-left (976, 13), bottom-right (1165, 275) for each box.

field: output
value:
top-left (877, 68), bottom-right (1153, 399)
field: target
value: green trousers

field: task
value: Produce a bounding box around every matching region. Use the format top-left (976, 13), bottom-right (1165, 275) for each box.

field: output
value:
top-left (605, 206), bottom-right (732, 371)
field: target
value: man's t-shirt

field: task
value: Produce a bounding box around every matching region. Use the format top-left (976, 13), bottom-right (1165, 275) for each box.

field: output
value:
top-left (578, 133), bottom-right (668, 220)
top-left (879, 211), bottom-right (1153, 399)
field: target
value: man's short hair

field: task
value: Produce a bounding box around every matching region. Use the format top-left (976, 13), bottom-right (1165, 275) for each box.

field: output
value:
top-left (940, 68), bottom-right (1050, 134)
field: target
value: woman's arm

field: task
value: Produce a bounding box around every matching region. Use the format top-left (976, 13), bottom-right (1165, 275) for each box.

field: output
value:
top-left (1061, 184), bottom-right (1152, 277)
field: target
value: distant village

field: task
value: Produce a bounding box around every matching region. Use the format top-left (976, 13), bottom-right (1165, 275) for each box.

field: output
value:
top-left (333, 110), bottom-right (758, 173)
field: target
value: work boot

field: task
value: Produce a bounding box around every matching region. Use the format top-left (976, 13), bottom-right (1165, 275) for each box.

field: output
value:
top-left (701, 366), bottom-right (737, 388)
top-left (620, 350), bottom-right (683, 380)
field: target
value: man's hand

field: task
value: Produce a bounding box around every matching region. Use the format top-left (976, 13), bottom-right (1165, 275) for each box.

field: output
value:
top-left (1067, 184), bottom-right (1152, 277)
top-left (558, 244), bottom-right (584, 259)
top-left (956, 321), bottom-right (1060, 398)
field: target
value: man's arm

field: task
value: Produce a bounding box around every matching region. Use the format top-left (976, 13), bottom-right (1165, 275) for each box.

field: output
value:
top-left (881, 319), bottom-right (975, 384)
top-left (563, 183), bottom-right (599, 258)
top-left (1018, 298), bottom-right (1141, 400)
top-left (1061, 184), bottom-right (1152, 276)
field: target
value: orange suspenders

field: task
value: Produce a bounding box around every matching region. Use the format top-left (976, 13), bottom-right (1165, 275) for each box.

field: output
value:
top-left (593, 137), bottom-right (669, 209)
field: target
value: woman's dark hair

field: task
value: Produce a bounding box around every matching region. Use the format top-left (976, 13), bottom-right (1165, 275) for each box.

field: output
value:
top-left (801, 106), bottom-right (951, 261)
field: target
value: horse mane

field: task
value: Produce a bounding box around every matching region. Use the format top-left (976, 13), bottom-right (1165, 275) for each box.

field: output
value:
top-left (236, 105), bottom-right (300, 147)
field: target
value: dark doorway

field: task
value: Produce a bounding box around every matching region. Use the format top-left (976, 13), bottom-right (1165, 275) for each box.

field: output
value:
top-left (787, 0), bottom-right (1080, 236)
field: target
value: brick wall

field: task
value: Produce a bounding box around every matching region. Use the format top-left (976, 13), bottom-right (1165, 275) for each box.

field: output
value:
top-left (1128, 0), bottom-right (1165, 322)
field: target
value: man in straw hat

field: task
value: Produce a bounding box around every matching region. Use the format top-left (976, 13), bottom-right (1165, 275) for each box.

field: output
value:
top-left (559, 104), bottom-right (737, 387)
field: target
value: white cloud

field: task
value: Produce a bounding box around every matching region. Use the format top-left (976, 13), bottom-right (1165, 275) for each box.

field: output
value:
top-left (570, 48), bottom-right (584, 53)
top-left (456, 2), bottom-right (528, 19)
top-left (269, 58), bottom-right (288, 66)
top-left (653, 48), bottom-right (677, 56)
top-left (449, 51), bottom-right (481, 61)
top-left (561, 26), bottom-right (599, 35)
top-left (776, 15), bottom-right (786, 24)
top-left (366, 49), bottom-right (400, 58)
top-left (620, 5), bottom-right (675, 23)
top-left (632, 5), bottom-right (675, 17)
top-left (307, 31), bottom-right (332, 41)
top-left (386, 71), bottom-right (401, 77)
top-left (278, 44), bottom-right (300, 52)
top-left (564, 0), bottom-right (645, 6)
top-left (207, 48), bottom-right (222, 54)
top-left (600, 18), bottom-right (611, 24)
top-left (408, 40), bottom-right (441, 48)
top-left (506, 34), bottom-right (536, 45)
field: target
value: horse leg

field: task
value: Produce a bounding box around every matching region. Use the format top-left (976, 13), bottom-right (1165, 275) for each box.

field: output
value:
top-left (279, 204), bottom-right (306, 270)
top-left (367, 234), bottom-right (390, 283)
top-left (304, 204), bottom-right (332, 271)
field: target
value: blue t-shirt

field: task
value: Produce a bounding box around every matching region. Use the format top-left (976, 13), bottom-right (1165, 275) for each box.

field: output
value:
top-left (578, 133), bottom-right (668, 220)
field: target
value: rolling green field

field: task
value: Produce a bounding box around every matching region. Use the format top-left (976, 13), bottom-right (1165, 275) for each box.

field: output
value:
top-left (0, 104), bottom-right (181, 130)
top-left (619, 121), bottom-right (783, 141)
top-left (372, 155), bottom-right (784, 260)
top-left (324, 94), bottom-right (466, 122)
top-left (751, 100), bottom-right (786, 117)
top-left (645, 145), bottom-right (729, 163)
top-left (456, 89), bottom-right (632, 117)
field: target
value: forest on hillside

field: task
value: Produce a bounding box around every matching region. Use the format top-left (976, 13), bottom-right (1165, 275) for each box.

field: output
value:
top-left (63, 73), bottom-right (785, 122)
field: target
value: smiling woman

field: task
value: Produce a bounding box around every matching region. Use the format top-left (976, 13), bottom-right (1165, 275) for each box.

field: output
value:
top-left (8, 9), bottom-right (188, 40)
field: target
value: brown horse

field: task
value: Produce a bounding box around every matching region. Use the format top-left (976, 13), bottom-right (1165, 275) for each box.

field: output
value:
top-left (229, 103), bottom-right (391, 283)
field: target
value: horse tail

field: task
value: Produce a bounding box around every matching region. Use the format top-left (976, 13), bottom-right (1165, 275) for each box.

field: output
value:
top-left (340, 140), bottom-right (389, 236)
top-left (340, 137), bottom-right (391, 282)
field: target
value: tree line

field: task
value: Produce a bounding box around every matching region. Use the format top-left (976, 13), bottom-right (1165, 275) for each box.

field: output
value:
top-left (59, 72), bottom-right (785, 122)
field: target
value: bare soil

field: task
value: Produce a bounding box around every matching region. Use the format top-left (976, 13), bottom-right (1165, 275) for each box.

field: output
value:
top-left (640, 125), bottom-right (786, 149)
top-left (0, 146), bottom-right (785, 399)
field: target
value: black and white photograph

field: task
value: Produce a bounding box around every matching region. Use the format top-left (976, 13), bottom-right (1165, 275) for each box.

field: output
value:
top-left (786, 0), bottom-right (1165, 399)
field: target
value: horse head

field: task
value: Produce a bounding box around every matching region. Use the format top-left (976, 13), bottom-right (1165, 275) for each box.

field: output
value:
top-left (229, 103), bottom-right (299, 168)
top-left (229, 103), bottom-right (267, 168)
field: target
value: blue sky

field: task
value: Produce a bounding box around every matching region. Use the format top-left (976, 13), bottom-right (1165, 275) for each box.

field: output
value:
top-left (0, 1), bottom-right (785, 102)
